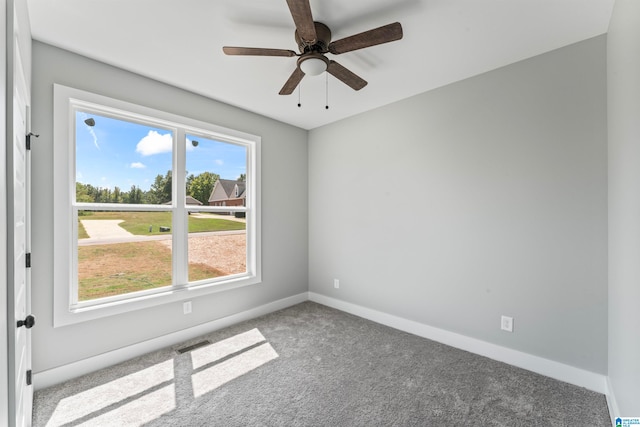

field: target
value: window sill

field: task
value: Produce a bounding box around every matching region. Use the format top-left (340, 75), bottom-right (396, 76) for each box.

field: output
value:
top-left (55, 274), bottom-right (262, 328)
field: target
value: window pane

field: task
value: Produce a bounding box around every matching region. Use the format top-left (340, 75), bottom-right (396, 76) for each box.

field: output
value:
top-left (75, 111), bottom-right (174, 205)
top-left (185, 134), bottom-right (247, 207)
top-left (77, 210), bottom-right (173, 301)
top-left (185, 135), bottom-right (248, 282)
top-left (188, 215), bottom-right (247, 282)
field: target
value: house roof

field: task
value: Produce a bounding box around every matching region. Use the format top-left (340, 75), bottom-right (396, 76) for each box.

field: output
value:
top-left (186, 195), bottom-right (204, 205)
top-left (163, 196), bottom-right (204, 206)
top-left (208, 179), bottom-right (246, 202)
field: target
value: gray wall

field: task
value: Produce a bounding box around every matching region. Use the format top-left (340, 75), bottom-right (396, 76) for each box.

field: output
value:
top-left (30, 41), bottom-right (308, 373)
top-left (607, 0), bottom-right (640, 415)
top-left (309, 36), bottom-right (608, 374)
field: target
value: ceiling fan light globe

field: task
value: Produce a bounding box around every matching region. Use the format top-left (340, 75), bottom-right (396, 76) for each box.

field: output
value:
top-left (300, 57), bottom-right (327, 76)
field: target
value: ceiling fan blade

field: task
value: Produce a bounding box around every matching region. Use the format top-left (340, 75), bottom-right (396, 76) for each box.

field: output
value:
top-left (327, 61), bottom-right (367, 91)
top-left (223, 47), bottom-right (297, 57)
top-left (329, 22), bottom-right (403, 55)
top-left (279, 67), bottom-right (306, 95)
top-left (286, 0), bottom-right (317, 45)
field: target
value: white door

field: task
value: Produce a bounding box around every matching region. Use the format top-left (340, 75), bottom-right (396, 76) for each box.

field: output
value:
top-left (9, 29), bottom-right (33, 427)
top-left (0, 0), bottom-right (9, 423)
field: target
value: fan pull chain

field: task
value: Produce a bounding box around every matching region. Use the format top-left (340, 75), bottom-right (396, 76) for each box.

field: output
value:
top-left (297, 84), bottom-right (302, 108)
top-left (325, 72), bottom-right (329, 110)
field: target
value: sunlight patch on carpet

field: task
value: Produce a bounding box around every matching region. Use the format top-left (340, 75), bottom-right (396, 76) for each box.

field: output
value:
top-left (190, 328), bottom-right (267, 369)
top-left (45, 360), bottom-right (175, 426)
top-left (70, 384), bottom-right (175, 426)
top-left (191, 330), bottom-right (278, 398)
top-left (41, 329), bottom-right (279, 425)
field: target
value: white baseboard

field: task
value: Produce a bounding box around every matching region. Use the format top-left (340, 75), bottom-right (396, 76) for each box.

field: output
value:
top-left (606, 377), bottom-right (620, 427)
top-left (308, 292), bottom-right (608, 394)
top-left (35, 291), bottom-right (610, 402)
top-left (33, 292), bottom-right (309, 390)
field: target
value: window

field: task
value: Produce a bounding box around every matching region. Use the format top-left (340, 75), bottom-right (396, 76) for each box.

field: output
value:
top-left (53, 85), bottom-right (261, 326)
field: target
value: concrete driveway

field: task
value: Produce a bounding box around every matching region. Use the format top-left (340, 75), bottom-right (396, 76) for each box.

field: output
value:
top-left (80, 220), bottom-right (134, 239)
top-left (78, 219), bottom-right (245, 246)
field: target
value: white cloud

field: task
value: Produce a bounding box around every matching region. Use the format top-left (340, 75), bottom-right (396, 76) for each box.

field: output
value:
top-left (215, 159), bottom-right (224, 166)
top-left (135, 130), bottom-right (173, 156)
top-left (130, 162), bottom-right (146, 169)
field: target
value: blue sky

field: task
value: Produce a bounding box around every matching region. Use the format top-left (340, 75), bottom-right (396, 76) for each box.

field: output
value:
top-left (75, 111), bottom-right (247, 191)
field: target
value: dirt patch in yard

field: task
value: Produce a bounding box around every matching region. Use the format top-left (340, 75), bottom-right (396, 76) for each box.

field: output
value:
top-left (160, 233), bottom-right (247, 275)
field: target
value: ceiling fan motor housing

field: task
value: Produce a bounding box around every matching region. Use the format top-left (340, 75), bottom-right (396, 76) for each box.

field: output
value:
top-left (295, 22), bottom-right (331, 53)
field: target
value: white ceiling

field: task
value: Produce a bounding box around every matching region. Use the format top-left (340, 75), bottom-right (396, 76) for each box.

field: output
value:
top-left (26, 0), bottom-right (614, 130)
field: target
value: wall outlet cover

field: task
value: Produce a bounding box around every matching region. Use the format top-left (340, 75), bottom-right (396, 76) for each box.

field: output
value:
top-left (501, 315), bottom-right (513, 332)
top-left (183, 301), bottom-right (192, 314)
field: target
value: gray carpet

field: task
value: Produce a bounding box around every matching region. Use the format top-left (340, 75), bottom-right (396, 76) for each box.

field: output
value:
top-left (34, 302), bottom-right (610, 426)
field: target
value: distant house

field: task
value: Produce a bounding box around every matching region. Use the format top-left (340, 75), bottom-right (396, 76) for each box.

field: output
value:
top-left (163, 196), bottom-right (204, 206)
top-left (185, 195), bottom-right (204, 206)
top-left (208, 179), bottom-right (246, 210)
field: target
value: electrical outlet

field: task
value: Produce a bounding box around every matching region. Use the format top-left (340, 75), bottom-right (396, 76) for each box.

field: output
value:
top-left (183, 301), bottom-right (192, 315)
top-left (334, 279), bottom-right (340, 289)
top-left (501, 315), bottom-right (513, 332)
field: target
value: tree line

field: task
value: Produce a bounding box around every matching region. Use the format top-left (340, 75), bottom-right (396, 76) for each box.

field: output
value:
top-left (76, 171), bottom-right (245, 205)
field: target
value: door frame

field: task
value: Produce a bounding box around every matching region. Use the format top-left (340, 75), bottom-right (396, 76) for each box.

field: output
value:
top-left (5, 0), bottom-right (33, 425)
top-left (9, 35), bottom-right (32, 426)
top-left (1, 0), bottom-right (10, 424)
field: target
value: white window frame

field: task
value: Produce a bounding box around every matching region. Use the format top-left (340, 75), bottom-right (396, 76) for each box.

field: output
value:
top-left (53, 84), bottom-right (261, 327)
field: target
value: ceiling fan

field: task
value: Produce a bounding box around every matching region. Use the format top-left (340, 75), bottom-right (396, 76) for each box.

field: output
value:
top-left (222, 0), bottom-right (403, 95)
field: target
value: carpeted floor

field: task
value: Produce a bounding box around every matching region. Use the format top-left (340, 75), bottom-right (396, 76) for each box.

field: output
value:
top-left (33, 302), bottom-right (610, 426)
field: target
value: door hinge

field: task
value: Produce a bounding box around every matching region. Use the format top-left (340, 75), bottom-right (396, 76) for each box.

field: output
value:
top-left (26, 370), bottom-right (32, 386)
top-left (26, 252), bottom-right (31, 268)
top-left (26, 132), bottom-right (39, 150)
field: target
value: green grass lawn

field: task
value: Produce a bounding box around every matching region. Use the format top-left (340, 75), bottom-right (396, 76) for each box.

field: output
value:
top-left (78, 241), bottom-right (224, 301)
top-left (78, 211), bottom-right (245, 236)
top-left (76, 211), bottom-right (243, 300)
top-left (78, 221), bottom-right (89, 239)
